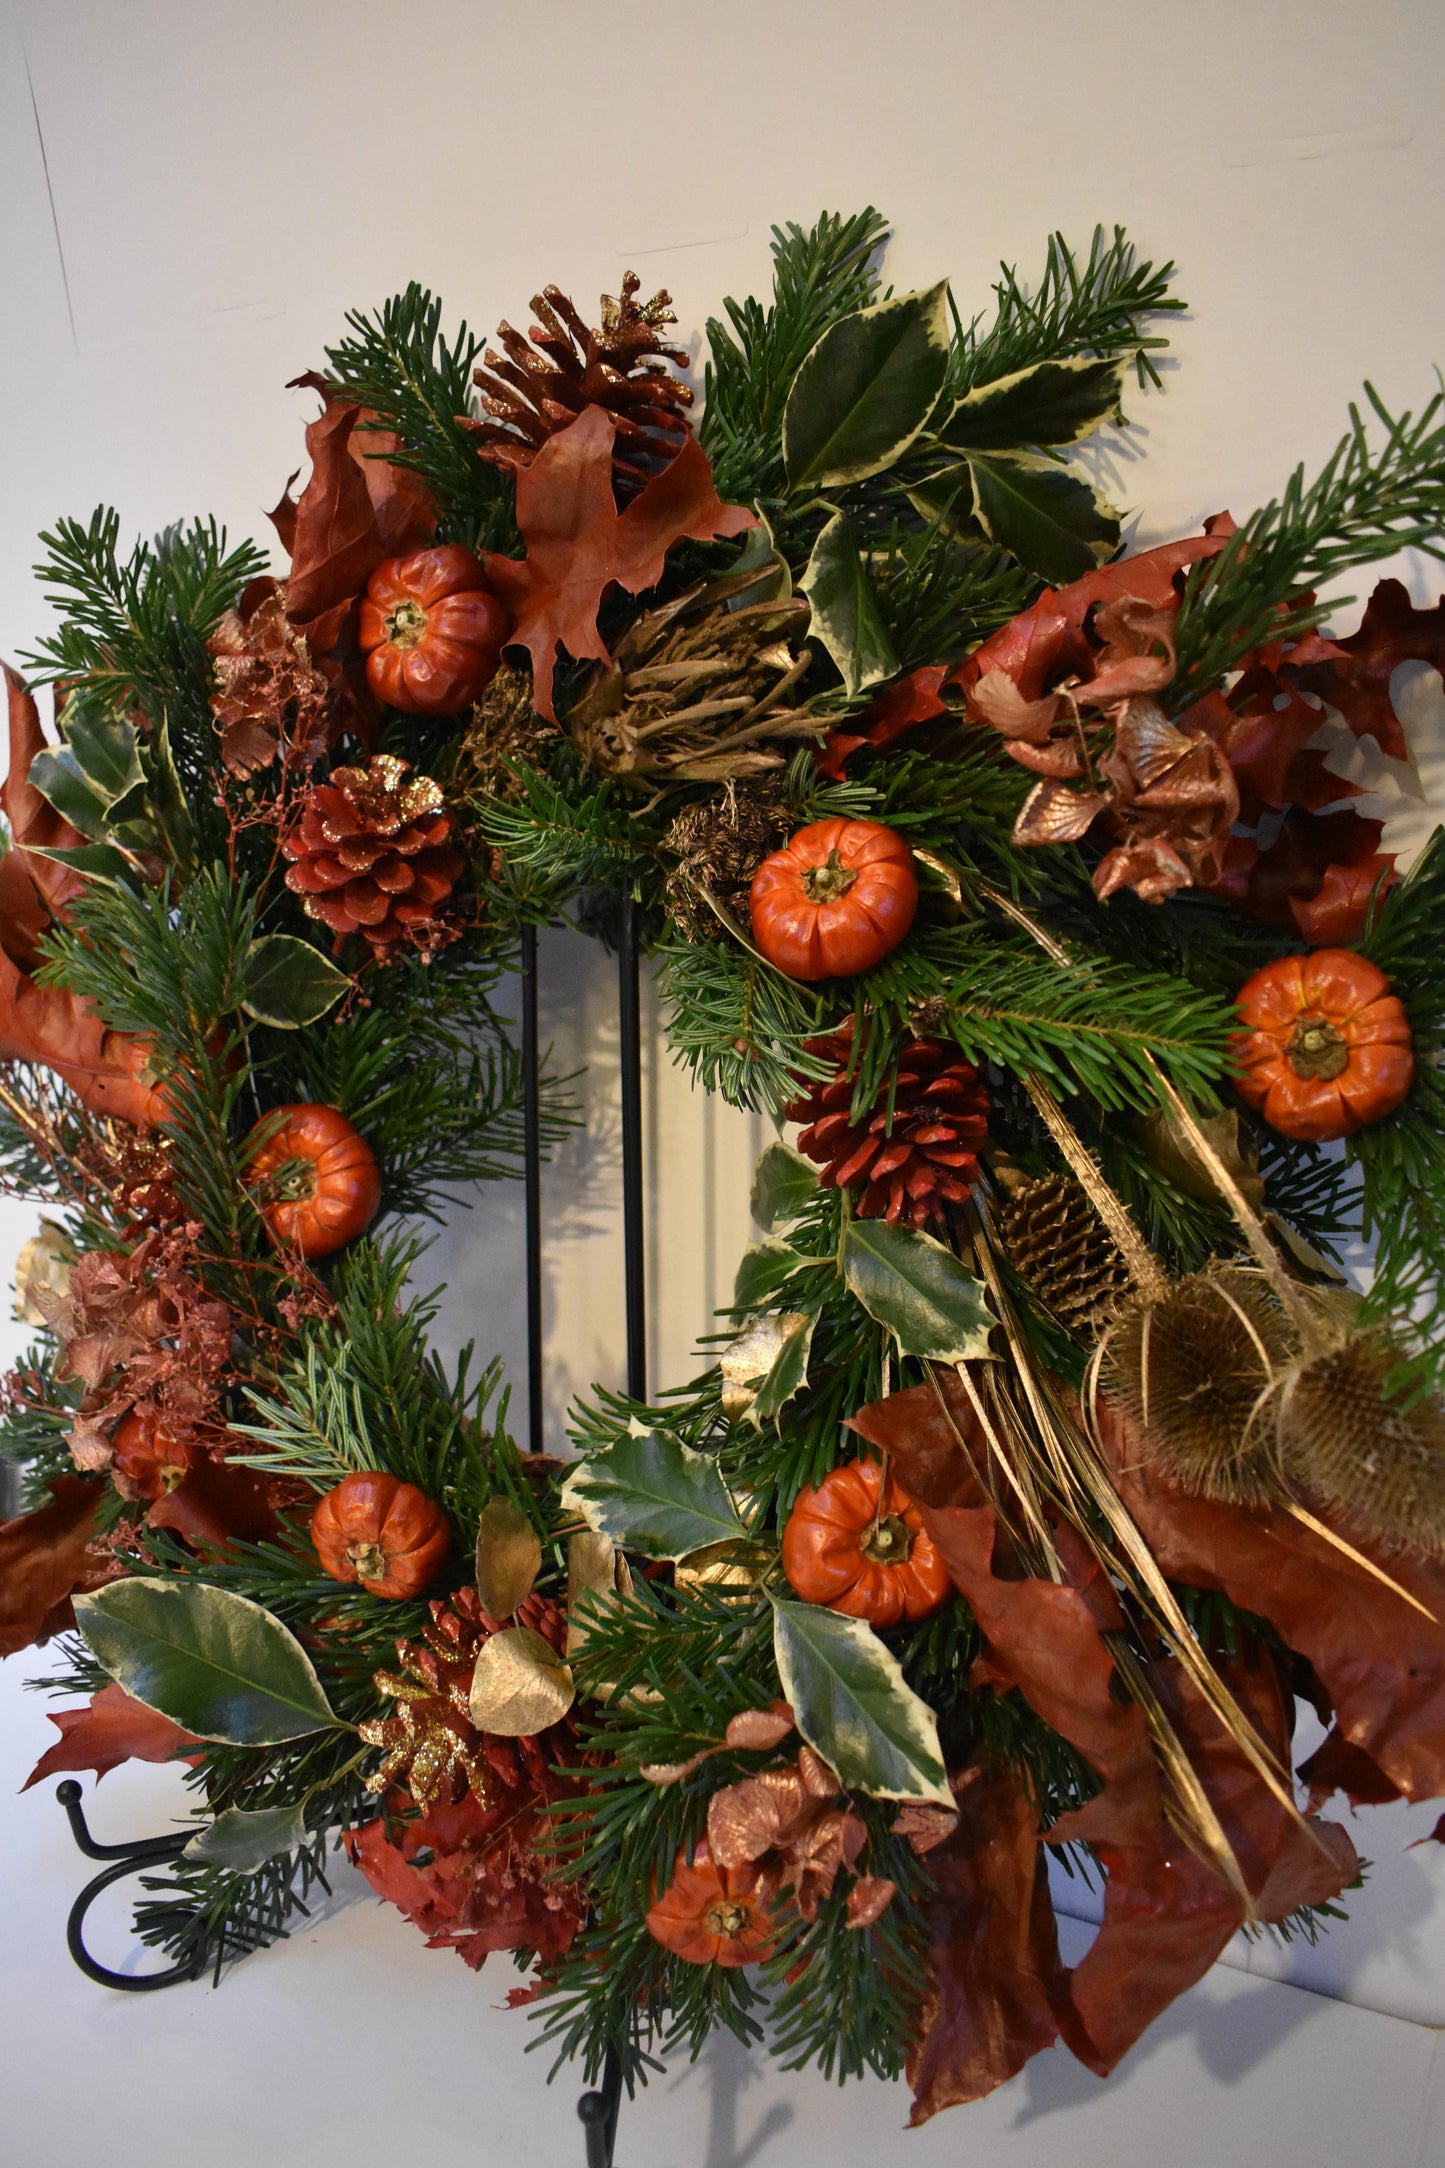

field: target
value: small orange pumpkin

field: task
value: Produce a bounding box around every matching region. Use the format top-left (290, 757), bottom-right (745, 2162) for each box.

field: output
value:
top-left (749, 817), bottom-right (918, 981)
top-left (781, 1457), bottom-right (951, 1627)
top-left (310, 1471), bottom-right (450, 1599)
top-left (245, 1103), bottom-right (382, 1259)
top-left (359, 546), bottom-right (507, 715)
top-left (1232, 949), bottom-right (1413, 1142)
top-left (645, 1842), bottom-right (781, 1968)
top-left (111, 1411), bottom-right (194, 1501)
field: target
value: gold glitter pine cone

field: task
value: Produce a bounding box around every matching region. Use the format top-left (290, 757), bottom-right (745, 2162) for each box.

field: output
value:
top-left (283, 754), bottom-right (464, 958)
top-left (998, 1172), bottom-right (1134, 1340)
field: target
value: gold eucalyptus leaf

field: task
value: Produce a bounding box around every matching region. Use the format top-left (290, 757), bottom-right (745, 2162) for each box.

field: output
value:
top-left (467, 1626), bottom-right (574, 1737)
top-left (14, 1219), bottom-right (75, 1327)
top-left (910, 845), bottom-right (965, 907)
top-left (674, 1539), bottom-right (773, 1594)
top-left (566, 1529), bottom-right (631, 1659)
top-left (720, 1310), bottom-right (811, 1420)
top-left (474, 1498), bottom-right (542, 1621)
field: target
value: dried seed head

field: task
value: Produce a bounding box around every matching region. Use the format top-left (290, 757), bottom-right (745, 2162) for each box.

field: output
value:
top-left (1278, 1333), bottom-right (1445, 1557)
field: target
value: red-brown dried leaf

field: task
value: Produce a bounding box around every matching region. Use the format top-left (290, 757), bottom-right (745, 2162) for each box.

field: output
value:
top-left (906, 1761), bottom-right (1068, 2122)
top-left (1298, 1727), bottom-right (1402, 1811)
top-left (479, 405), bottom-right (754, 721)
top-left (279, 375), bottom-right (438, 624)
top-left (145, 1455), bottom-right (279, 1552)
top-left (816, 666), bottom-right (949, 781)
top-left (0, 944), bottom-right (165, 1128)
top-left (1290, 578), bottom-right (1445, 762)
top-left (21, 1680), bottom-right (202, 1790)
top-left (0, 1476), bottom-right (102, 1657)
top-left (1208, 805), bottom-right (1392, 946)
top-left (1, 668), bottom-right (85, 941)
top-left (1099, 1404), bottom-right (1445, 1802)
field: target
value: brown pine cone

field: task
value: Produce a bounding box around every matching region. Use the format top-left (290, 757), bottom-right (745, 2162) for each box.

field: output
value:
top-left (786, 1026), bottom-right (989, 1229)
top-left (998, 1173), bottom-right (1132, 1338)
top-left (207, 586), bottom-right (337, 776)
top-left (461, 273), bottom-right (693, 499)
top-left (283, 754), bottom-right (464, 959)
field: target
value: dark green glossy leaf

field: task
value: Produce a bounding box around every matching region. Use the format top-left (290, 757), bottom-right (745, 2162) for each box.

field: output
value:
top-left (184, 1801), bottom-right (308, 1872)
top-left (559, 1430), bottom-right (746, 1560)
top-left (26, 747), bottom-right (112, 840)
top-left (941, 355), bottom-right (1127, 451)
top-left (733, 1236), bottom-right (800, 1311)
top-left (967, 452), bottom-right (1120, 584)
top-left (800, 513), bottom-right (899, 695)
top-left (771, 1596), bottom-right (951, 1803)
top-left (783, 282), bottom-right (951, 490)
top-left (30, 841), bottom-right (134, 886)
top-left (75, 1579), bottom-right (339, 1744)
top-left (60, 705), bottom-right (146, 805)
top-left (750, 1142), bottom-right (821, 1232)
top-left (841, 1218), bottom-right (994, 1363)
top-left (240, 935), bottom-right (351, 1029)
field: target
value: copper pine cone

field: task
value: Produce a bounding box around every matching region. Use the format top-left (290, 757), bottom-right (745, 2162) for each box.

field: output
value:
top-left (786, 1030), bottom-right (989, 1229)
top-left (283, 754), bottom-right (464, 959)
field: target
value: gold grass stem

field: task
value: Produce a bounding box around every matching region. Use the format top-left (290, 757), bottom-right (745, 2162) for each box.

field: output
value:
top-left (1284, 1501), bottom-right (1440, 1624)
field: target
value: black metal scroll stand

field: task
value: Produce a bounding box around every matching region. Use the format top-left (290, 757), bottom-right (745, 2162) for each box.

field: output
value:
top-left (53, 913), bottom-right (639, 2157)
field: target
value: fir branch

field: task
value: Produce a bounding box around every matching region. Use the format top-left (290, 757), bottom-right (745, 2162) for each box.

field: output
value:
top-left (954, 224), bottom-right (1185, 394)
top-left (656, 930), bottom-right (830, 1113)
top-left (324, 283), bottom-right (517, 552)
top-left (701, 208), bottom-right (890, 505)
top-left (865, 525), bottom-right (1040, 673)
top-left (472, 754), bottom-right (662, 914)
top-left (1172, 383), bottom-right (1445, 701)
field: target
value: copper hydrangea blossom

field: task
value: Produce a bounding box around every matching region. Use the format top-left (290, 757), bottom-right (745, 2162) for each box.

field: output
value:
top-left (705, 1747), bottom-right (896, 1929)
top-left (207, 586), bottom-right (337, 776)
top-left (283, 753), bottom-right (465, 959)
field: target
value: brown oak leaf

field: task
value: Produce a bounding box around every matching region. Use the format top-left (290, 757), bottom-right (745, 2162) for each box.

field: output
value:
top-left (0, 1476), bottom-right (102, 1657)
top-left (1290, 578), bottom-right (1445, 762)
top-left (479, 405), bottom-right (754, 721)
top-left (21, 1680), bottom-right (202, 1790)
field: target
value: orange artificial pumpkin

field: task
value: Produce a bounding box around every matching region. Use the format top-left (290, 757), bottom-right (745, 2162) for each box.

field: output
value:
top-left (749, 817), bottom-right (918, 981)
top-left (1232, 949), bottom-right (1413, 1143)
top-left (111, 1411), bottom-right (194, 1501)
top-left (645, 1841), bottom-right (781, 1968)
top-left (245, 1103), bottom-right (382, 1258)
top-left (359, 545), bottom-right (508, 715)
top-left (310, 1471), bottom-right (450, 1599)
top-left (781, 1457), bottom-right (951, 1627)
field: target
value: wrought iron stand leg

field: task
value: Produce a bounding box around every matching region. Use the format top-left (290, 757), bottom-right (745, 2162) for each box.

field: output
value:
top-left (618, 891), bottom-right (647, 1404)
top-left (577, 2046), bottom-right (624, 2168)
top-left (520, 921), bottom-right (545, 1456)
top-left (55, 1780), bottom-right (205, 1992)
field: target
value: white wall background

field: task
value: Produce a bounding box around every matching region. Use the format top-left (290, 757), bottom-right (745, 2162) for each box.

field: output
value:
top-left (2, 2), bottom-right (1445, 2160)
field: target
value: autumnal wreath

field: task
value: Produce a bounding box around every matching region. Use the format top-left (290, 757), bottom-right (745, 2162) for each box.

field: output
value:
top-left (4, 209), bottom-right (1445, 2124)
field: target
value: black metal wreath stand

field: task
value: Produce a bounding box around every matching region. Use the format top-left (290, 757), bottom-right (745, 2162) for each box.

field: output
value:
top-left (53, 915), bottom-right (644, 2162)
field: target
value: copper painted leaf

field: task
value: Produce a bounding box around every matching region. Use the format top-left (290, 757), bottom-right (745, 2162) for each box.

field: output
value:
top-left (966, 453), bottom-right (1120, 588)
top-left (1099, 1404), bottom-right (1445, 1802)
top-left (815, 664), bottom-right (949, 781)
top-left (783, 282), bottom-right (952, 490)
top-left (481, 406), bottom-right (754, 721)
top-left (770, 1596), bottom-right (952, 1805)
top-left (21, 1680), bottom-right (202, 1790)
top-left (0, 1476), bottom-right (102, 1658)
top-left (907, 1762), bottom-right (1068, 2122)
top-left (941, 356), bottom-right (1128, 453)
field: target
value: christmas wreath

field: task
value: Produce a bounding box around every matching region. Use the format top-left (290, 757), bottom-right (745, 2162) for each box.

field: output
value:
top-left (4, 208), bottom-right (1445, 2124)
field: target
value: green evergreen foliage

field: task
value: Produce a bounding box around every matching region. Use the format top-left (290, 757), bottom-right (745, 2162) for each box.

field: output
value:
top-left (952, 224), bottom-right (1186, 395)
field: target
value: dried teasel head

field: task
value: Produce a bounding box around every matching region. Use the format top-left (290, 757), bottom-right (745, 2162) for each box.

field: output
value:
top-left (1276, 1333), bottom-right (1445, 1557)
top-left (1099, 1267), bottom-right (1299, 1505)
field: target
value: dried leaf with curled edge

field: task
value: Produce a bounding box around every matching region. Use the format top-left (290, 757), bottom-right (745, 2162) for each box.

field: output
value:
top-left (14, 1219), bottom-right (74, 1327)
top-left (467, 1625), bottom-right (575, 1737)
top-left (720, 1311), bottom-right (807, 1419)
top-left (475, 1498), bottom-right (543, 1622)
top-left (1136, 1104), bottom-right (1264, 1212)
top-left (565, 1528), bottom-right (632, 1659)
top-left (673, 1538), bottom-right (773, 1594)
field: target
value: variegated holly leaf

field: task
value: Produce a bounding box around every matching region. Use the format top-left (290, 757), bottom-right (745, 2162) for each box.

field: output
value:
top-left (185, 1802), bottom-right (308, 1873)
top-left (720, 1309), bottom-right (817, 1427)
top-left (799, 514), bottom-right (899, 695)
top-left (733, 1236), bottom-right (801, 1312)
top-left (966, 453), bottom-right (1119, 585)
top-left (841, 1218), bottom-right (994, 1364)
top-left (560, 1430), bottom-right (746, 1561)
top-left (750, 1142), bottom-right (821, 1232)
top-left (940, 355), bottom-right (1127, 452)
top-left (240, 935), bottom-right (350, 1028)
top-left (771, 1597), bottom-right (951, 1804)
top-left (783, 283), bottom-right (951, 490)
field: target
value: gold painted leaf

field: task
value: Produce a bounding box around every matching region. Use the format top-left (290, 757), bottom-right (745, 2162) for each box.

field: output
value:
top-left (467, 1625), bottom-right (575, 1737)
top-left (474, 1498), bottom-right (542, 1621)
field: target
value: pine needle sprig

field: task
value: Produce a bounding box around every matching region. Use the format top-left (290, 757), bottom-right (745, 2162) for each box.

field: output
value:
top-left (701, 208), bottom-right (890, 505)
top-left (1172, 382), bottom-right (1445, 702)
top-left (953, 224), bottom-right (1186, 394)
top-left (656, 930), bottom-right (830, 1112)
top-left (324, 282), bottom-right (518, 553)
top-left (865, 524), bottom-right (1041, 673)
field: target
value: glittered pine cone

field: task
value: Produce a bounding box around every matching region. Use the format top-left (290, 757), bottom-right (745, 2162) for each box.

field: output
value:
top-left (786, 1027), bottom-right (989, 1229)
top-left (283, 754), bottom-right (464, 959)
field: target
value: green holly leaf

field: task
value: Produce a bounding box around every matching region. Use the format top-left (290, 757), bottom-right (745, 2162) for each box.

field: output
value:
top-left (29, 842), bottom-right (135, 887)
top-left (771, 1597), bottom-right (951, 1804)
top-left (184, 1802), bottom-right (309, 1873)
top-left (800, 513), bottom-right (899, 695)
top-left (940, 355), bottom-right (1127, 452)
top-left (966, 452), bottom-right (1120, 585)
top-left (560, 1431), bottom-right (747, 1561)
top-left (733, 1236), bottom-right (802, 1312)
top-left (841, 1218), bottom-right (994, 1364)
top-left (783, 282), bottom-right (951, 490)
top-left (74, 1579), bottom-right (339, 1744)
top-left (749, 1310), bottom-right (818, 1429)
top-left (240, 935), bottom-right (351, 1028)
top-left (750, 1142), bottom-right (821, 1233)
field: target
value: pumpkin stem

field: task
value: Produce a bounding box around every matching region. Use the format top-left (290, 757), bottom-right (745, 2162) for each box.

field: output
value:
top-left (860, 1512), bottom-right (913, 1566)
top-left (705, 1899), bottom-right (750, 1939)
top-left (348, 1539), bottom-right (388, 1584)
top-left (800, 847), bottom-right (858, 905)
top-left (1286, 1015), bottom-right (1350, 1082)
top-left (382, 598), bottom-right (429, 651)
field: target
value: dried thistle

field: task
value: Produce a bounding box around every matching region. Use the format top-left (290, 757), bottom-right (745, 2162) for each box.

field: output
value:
top-left (663, 780), bottom-right (792, 942)
top-left (456, 663), bottom-right (557, 805)
top-left (1277, 1333), bottom-right (1445, 1556)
